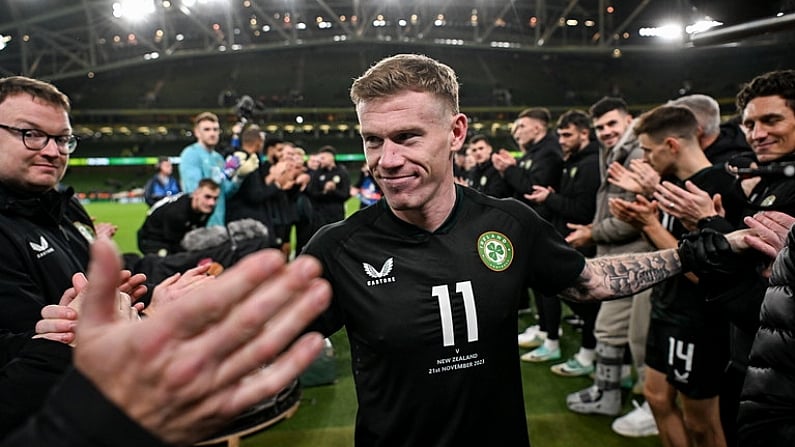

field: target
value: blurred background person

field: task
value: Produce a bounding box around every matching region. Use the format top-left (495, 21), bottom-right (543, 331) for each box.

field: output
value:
top-left (143, 157), bottom-right (180, 207)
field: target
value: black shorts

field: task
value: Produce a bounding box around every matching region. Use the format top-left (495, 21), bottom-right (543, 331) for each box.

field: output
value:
top-left (645, 319), bottom-right (728, 399)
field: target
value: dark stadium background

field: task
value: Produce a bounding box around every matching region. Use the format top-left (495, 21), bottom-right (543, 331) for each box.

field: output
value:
top-left (1, 1), bottom-right (793, 445)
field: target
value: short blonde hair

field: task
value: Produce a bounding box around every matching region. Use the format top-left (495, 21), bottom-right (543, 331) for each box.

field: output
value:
top-left (350, 54), bottom-right (459, 114)
top-left (193, 111), bottom-right (219, 126)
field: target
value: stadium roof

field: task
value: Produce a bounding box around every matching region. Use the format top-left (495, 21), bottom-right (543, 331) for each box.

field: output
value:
top-left (1, 0), bottom-right (794, 81)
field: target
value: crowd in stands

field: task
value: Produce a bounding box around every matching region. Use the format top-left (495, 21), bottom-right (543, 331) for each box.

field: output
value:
top-left (2, 60), bottom-right (795, 447)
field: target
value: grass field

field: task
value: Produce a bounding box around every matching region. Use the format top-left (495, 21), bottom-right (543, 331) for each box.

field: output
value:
top-left (81, 200), bottom-right (662, 447)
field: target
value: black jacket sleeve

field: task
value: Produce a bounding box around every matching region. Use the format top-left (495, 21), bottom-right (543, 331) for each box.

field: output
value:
top-left (1, 368), bottom-right (169, 447)
top-left (0, 336), bottom-right (72, 438)
top-left (543, 155), bottom-right (600, 225)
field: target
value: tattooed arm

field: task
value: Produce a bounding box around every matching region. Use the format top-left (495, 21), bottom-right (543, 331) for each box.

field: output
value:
top-left (559, 249), bottom-right (681, 302)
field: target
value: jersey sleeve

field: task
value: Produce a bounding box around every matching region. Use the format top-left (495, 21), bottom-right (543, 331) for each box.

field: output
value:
top-left (301, 227), bottom-right (346, 337)
top-left (523, 211), bottom-right (586, 296)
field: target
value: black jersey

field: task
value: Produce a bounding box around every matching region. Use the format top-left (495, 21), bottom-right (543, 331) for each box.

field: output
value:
top-left (650, 165), bottom-right (743, 326)
top-left (304, 185), bottom-right (585, 446)
top-left (137, 193), bottom-right (209, 255)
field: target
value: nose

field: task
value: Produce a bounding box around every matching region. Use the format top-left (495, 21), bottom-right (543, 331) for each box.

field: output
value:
top-left (378, 140), bottom-right (404, 169)
top-left (749, 124), bottom-right (767, 142)
top-left (39, 138), bottom-right (63, 157)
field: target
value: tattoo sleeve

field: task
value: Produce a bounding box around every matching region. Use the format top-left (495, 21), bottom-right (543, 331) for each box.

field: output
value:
top-left (558, 248), bottom-right (681, 302)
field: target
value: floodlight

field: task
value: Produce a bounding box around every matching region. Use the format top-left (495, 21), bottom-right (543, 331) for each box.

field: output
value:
top-left (112, 0), bottom-right (155, 21)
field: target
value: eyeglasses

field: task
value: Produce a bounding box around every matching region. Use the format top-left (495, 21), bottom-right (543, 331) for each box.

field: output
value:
top-left (0, 123), bottom-right (79, 154)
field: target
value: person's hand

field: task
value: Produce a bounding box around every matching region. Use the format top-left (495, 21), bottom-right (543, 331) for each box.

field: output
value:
top-left (523, 185), bottom-right (553, 204)
top-left (608, 195), bottom-right (659, 229)
top-left (628, 159), bottom-right (661, 195)
top-left (741, 211), bottom-right (795, 259)
top-left (145, 263), bottom-right (214, 317)
top-left (565, 223), bottom-right (593, 248)
top-left (323, 180), bottom-right (336, 193)
top-left (679, 228), bottom-right (746, 274)
top-left (491, 150), bottom-right (516, 172)
top-left (606, 160), bottom-right (659, 195)
top-left (269, 160), bottom-right (296, 189)
top-left (73, 239), bottom-right (330, 446)
top-left (606, 162), bottom-right (643, 194)
top-left (654, 180), bottom-right (723, 231)
top-left (93, 222), bottom-right (118, 239)
top-left (117, 269), bottom-right (148, 303)
top-left (34, 272), bottom-right (143, 346)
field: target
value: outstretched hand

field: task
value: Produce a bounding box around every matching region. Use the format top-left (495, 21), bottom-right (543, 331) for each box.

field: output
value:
top-left (73, 238), bottom-right (330, 445)
top-left (742, 211), bottom-right (795, 259)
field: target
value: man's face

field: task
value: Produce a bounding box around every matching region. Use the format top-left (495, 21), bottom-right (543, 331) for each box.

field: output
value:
top-left (317, 151), bottom-right (335, 168)
top-left (742, 95), bottom-right (795, 163)
top-left (557, 124), bottom-right (588, 155)
top-left (638, 133), bottom-right (675, 176)
top-left (194, 119), bottom-right (220, 149)
top-left (468, 140), bottom-right (493, 164)
top-left (159, 160), bottom-right (173, 176)
top-left (511, 117), bottom-right (542, 147)
top-left (593, 109), bottom-right (632, 150)
top-left (191, 185), bottom-right (220, 214)
top-left (357, 90), bottom-right (466, 215)
top-left (307, 154), bottom-right (320, 170)
top-left (0, 93), bottom-right (71, 192)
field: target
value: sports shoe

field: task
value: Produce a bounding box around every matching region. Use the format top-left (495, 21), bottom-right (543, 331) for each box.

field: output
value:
top-left (566, 386), bottom-right (621, 416)
top-left (520, 345), bottom-right (561, 363)
top-left (611, 400), bottom-right (659, 437)
top-left (518, 325), bottom-right (545, 348)
top-left (550, 356), bottom-right (594, 377)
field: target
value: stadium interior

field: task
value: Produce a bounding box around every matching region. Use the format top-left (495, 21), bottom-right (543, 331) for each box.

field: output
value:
top-left (1, 1), bottom-right (794, 446)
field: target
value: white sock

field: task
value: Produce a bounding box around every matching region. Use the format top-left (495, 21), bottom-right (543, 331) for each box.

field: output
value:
top-left (576, 348), bottom-right (595, 366)
top-left (544, 339), bottom-right (559, 350)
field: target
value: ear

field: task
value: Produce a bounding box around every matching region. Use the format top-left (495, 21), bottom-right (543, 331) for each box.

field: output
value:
top-left (450, 113), bottom-right (468, 154)
top-left (664, 136), bottom-right (681, 155)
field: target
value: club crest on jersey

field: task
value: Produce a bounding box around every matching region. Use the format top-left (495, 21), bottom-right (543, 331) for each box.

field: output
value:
top-left (73, 221), bottom-right (97, 243)
top-left (29, 235), bottom-right (55, 259)
top-left (363, 257), bottom-right (396, 286)
top-left (760, 194), bottom-right (776, 208)
top-left (477, 231), bottom-right (514, 271)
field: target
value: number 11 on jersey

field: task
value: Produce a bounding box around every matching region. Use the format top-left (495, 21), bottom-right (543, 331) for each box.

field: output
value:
top-left (432, 281), bottom-right (479, 347)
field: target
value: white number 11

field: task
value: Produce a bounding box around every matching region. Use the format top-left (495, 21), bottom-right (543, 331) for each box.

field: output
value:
top-left (432, 281), bottom-right (479, 347)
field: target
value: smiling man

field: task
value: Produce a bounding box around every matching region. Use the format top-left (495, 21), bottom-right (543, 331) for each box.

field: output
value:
top-left (301, 54), bottom-right (687, 446)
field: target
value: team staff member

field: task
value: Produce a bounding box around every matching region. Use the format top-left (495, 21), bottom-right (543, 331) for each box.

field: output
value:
top-left (303, 54), bottom-right (690, 446)
top-left (137, 179), bottom-right (220, 256)
top-left (0, 75), bottom-right (133, 436)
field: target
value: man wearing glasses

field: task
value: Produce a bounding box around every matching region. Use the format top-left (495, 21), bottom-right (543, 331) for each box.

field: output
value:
top-left (0, 75), bottom-right (96, 433)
